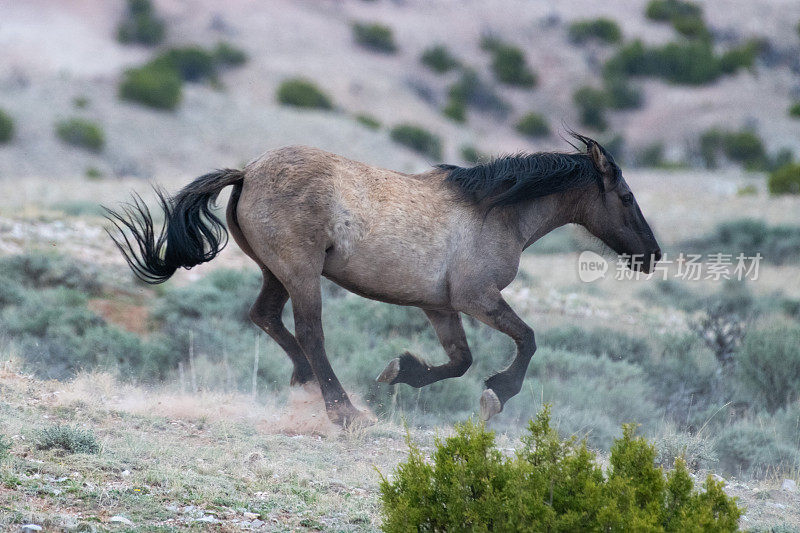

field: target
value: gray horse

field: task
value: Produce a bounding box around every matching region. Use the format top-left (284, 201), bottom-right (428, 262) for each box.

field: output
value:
top-left (106, 132), bottom-right (661, 426)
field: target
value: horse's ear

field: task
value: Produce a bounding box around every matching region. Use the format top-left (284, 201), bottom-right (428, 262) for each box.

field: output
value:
top-left (588, 141), bottom-right (613, 178)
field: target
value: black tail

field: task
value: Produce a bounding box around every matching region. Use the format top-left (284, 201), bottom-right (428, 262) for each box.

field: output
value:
top-left (104, 169), bottom-right (244, 284)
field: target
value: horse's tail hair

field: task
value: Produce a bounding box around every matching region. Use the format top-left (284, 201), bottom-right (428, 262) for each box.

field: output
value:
top-left (104, 169), bottom-right (245, 284)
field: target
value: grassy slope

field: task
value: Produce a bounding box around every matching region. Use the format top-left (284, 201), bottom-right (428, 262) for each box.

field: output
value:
top-left (1, 368), bottom-right (800, 531)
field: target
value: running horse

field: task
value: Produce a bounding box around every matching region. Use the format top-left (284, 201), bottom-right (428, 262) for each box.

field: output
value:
top-left (106, 132), bottom-right (661, 426)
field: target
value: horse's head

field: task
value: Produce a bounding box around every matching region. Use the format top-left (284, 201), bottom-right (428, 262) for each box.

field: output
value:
top-left (573, 134), bottom-right (661, 273)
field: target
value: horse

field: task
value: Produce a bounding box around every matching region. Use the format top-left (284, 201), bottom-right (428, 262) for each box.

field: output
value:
top-left (105, 132), bottom-right (661, 427)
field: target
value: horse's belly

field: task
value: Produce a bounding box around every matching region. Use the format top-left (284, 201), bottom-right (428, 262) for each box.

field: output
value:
top-left (322, 246), bottom-right (450, 307)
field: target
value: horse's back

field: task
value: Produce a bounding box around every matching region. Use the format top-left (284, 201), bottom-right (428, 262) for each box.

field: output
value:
top-left (235, 146), bottom-right (472, 306)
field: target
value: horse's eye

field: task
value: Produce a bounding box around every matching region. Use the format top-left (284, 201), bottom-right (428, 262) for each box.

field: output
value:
top-left (621, 193), bottom-right (633, 206)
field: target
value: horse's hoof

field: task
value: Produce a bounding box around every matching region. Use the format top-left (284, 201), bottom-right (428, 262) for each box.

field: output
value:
top-left (331, 406), bottom-right (376, 429)
top-left (480, 389), bottom-right (502, 421)
top-left (376, 358), bottom-right (400, 384)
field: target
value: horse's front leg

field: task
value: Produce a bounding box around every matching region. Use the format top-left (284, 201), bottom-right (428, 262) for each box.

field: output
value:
top-left (455, 287), bottom-right (536, 421)
top-left (377, 310), bottom-right (473, 387)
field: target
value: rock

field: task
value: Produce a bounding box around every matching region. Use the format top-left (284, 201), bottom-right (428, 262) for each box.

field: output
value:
top-left (121, 469), bottom-right (131, 477)
top-left (20, 525), bottom-right (42, 532)
top-left (781, 478), bottom-right (797, 492)
top-left (243, 512), bottom-right (259, 520)
top-left (110, 515), bottom-right (133, 526)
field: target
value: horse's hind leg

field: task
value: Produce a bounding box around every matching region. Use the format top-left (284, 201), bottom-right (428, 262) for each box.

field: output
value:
top-left (377, 310), bottom-right (472, 387)
top-left (457, 288), bottom-right (536, 421)
top-left (249, 268), bottom-right (315, 387)
top-left (279, 270), bottom-right (372, 427)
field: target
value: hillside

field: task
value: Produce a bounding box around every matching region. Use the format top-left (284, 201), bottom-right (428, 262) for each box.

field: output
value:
top-left (1, 0), bottom-right (798, 179)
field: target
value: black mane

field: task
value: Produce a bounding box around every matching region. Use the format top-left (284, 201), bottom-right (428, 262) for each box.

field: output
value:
top-left (438, 151), bottom-right (605, 209)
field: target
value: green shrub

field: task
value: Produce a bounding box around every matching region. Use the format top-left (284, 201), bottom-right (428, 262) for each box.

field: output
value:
top-left (380, 406), bottom-right (741, 532)
top-left (85, 166), bottom-right (104, 180)
top-left (671, 14), bottom-right (710, 40)
top-left (150, 47), bottom-right (217, 82)
top-left (486, 41), bottom-right (537, 87)
top-left (645, 0), bottom-right (702, 23)
top-left (605, 39), bottom-right (723, 85)
top-left (460, 144), bottom-right (487, 164)
top-left (637, 143), bottom-right (665, 167)
top-left (442, 99), bottom-right (466, 122)
top-left (685, 218), bottom-right (800, 265)
top-left (568, 18), bottom-right (622, 44)
top-left (0, 434), bottom-right (11, 464)
top-left (0, 109), bottom-right (14, 143)
top-left (36, 425), bottom-right (99, 454)
top-left (117, 0), bottom-right (165, 46)
top-left (352, 22), bottom-right (397, 53)
top-left (447, 69), bottom-right (509, 116)
top-left (699, 127), bottom-right (768, 170)
top-left (714, 420), bottom-right (800, 478)
top-left (72, 96), bottom-right (89, 109)
top-left (355, 113), bottom-right (381, 129)
top-left (515, 112), bottom-right (550, 138)
top-left (55, 118), bottom-right (105, 152)
top-left (737, 325), bottom-right (800, 413)
top-left (790, 101), bottom-right (800, 119)
top-left (654, 430), bottom-right (718, 471)
top-left (390, 124), bottom-right (442, 159)
top-left (0, 253), bottom-right (105, 295)
top-left (603, 76), bottom-right (643, 109)
top-left (573, 86), bottom-right (609, 131)
top-left (119, 64), bottom-right (182, 110)
top-left (213, 41), bottom-right (248, 66)
top-left (768, 163), bottom-right (800, 195)
top-left (540, 326), bottom-right (650, 364)
top-left (719, 40), bottom-right (762, 74)
top-left (420, 45), bottom-right (460, 73)
top-left (276, 78), bottom-right (333, 109)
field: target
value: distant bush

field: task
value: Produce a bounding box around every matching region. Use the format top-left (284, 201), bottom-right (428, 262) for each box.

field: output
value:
top-left (768, 163), bottom-right (800, 195)
top-left (85, 166), bottom-right (104, 180)
top-left (72, 96), bottom-right (89, 109)
top-left (119, 64), bottom-right (182, 110)
top-left (789, 101), bottom-right (800, 119)
top-left (481, 37), bottom-right (537, 87)
top-left (605, 39), bottom-right (722, 85)
top-left (646, 0), bottom-right (702, 21)
top-left (603, 76), bottom-right (643, 110)
top-left (117, 0), bottom-right (165, 46)
top-left (573, 86), bottom-right (609, 131)
top-left (540, 325), bottom-right (651, 364)
top-left (55, 118), bottom-right (105, 152)
top-left (442, 99), bottom-right (466, 122)
top-left (150, 47), bottom-right (217, 82)
top-left (0, 253), bottom-right (105, 295)
top-left (568, 18), bottom-right (622, 44)
top-left (36, 425), bottom-right (99, 454)
top-left (515, 112), bottom-right (550, 138)
top-left (685, 218), bottom-right (800, 265)
top-left (699, 127), bottom-right (768, 170)
top-left (276, 78), bottom-right (333, 109)
top-left (355, 113), bottom-right (381, 129)
top-left (737, 325), bottom-right (800, 413)
top-left (654, 430), bottom-right (718, 472)
top-left (447, 69), bottom-right (509, 117)
top-left (714, 420), bottom-right (800, 478)
top-left (0, 109), bottom-right (14, 143)
top-left (380, 406), bottom-right (741, 532)
top-left (718, 39), bottom-right (762, 74)
top-left (390, 123), bottom-right (442, 159)
top-left (460, 144), bottom-right (487, 164)
top-left (213, 41), bottom-right (248, 67)
top-left (671, 14), bottom-right (710, 40)
top-left (352, 22), bottom-right (397, 53)
top-left (637, 143), bottom-right (665, 167)
top-left (0, 434), bottom-right (10, 464)
top-left (420, 45), bottom-right (460, 73)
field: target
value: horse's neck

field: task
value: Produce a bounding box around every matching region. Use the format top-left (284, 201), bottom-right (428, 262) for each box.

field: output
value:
top-left (515, 190), bottom-right (582, 249)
